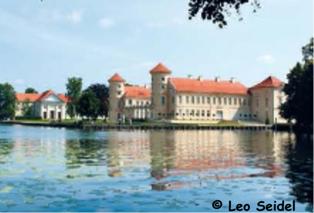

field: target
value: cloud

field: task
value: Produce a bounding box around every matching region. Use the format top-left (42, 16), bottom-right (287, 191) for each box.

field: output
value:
top-left (257, 54), bottom-right (275, 64)
top-left (99, 18), bottom-right (115, 29)
top-left (66, 10), bottom-right (82, 24)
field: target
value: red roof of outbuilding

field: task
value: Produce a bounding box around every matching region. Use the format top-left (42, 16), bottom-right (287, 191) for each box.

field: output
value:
top-left (16, 90), bottom-right (69, 103)
top-left (16, 93), bottom-right (40, 102)
top-left (169, 78), bottom-right (248, 95)
top-left (250, 76), bottom-right (283, 90)
top-left (150, 63), bottom-right (171, 74)
top-left (124, 86), bottom-right (151, 99)
top-left (108, 73), bottom-right (125, 82)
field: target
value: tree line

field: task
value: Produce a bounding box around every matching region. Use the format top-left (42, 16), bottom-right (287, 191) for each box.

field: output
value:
top-left (65, 78), bottom-right (109, 120)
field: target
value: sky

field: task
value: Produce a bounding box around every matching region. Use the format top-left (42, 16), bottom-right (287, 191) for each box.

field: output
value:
top-left (0, 0), bottom-right (312, 93)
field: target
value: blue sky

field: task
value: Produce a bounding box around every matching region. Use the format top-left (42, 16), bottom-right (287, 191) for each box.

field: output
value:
top-left (0, 0), bottom-right (312, 93)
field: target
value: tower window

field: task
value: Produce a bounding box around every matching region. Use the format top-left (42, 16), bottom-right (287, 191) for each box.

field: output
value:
top-left (161, 96), bottom-right (166, 105)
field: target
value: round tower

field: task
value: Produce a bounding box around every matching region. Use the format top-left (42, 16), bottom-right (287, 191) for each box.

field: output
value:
top-left (108, 73), bottom-right (125, 122)
top-left (150, 63), bottom-right (172, 119)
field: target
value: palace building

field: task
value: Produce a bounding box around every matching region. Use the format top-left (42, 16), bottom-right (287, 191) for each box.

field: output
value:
top-left (108, 63), bottom-right (287, 124)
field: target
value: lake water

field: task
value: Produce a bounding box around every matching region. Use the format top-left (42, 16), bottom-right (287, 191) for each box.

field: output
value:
top-left (0, 124), bottom-right (312, 212)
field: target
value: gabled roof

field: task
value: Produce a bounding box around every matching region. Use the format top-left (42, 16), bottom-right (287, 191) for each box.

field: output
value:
top-left (250, 76), bottom-right (283, 90)
top-left (124, 86), bottom-right (151, 99)
top-left (37, 90), bottom-right (54, 101)
top-left (108, 73), bottom-right (125, 82)
top-left (150, 63), bottom-right (171, 74)
top-left (16, 90), bottom-right (69, 103)
top-left (169, 77), bottom-right (248, 95)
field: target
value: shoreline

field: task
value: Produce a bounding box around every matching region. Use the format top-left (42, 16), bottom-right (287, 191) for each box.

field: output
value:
top-left (0, 120), bottom-right (292, 131)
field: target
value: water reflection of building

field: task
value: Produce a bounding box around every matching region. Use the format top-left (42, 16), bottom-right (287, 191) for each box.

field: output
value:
top-left (105, 130), bottom-right (288, 187)
top-left (106, 131), bottom-right (151, 177)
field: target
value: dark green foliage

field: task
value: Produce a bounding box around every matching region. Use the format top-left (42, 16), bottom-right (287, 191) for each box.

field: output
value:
top-left (21, 99), bottom-right (32, 117)
top-left (188, 0), bottom-right (260, 28)
top-left (77, 89), bottom-right (100, 120)
top-left (0, 83), bottom-right (16, 120)
top-left (25, 87), bottom-right (38, 94)
top-left (66, 77), bottom-right (82, 118)
top-left (280, 38), bottom-right (313, 133)
top-left (86, 84), bottom-right (109, 117)
top-left (302, 37), bottom-right (313, 62)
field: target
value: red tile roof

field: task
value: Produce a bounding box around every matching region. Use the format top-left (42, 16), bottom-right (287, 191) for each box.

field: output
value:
top-left (169, 77), bottom-right (248, 95)
top-left (124, 86), bottom-right (151, 99)
top-left (58, 94), bottom-right (70, 103)
top-left (16, 93), bottom-right (40, 102)
top-left (150, 63), bottom-right (171, 74)
top-left (16, 90), bottom-right (69, 103)
top-left (250, 76), bottom-right (283, 90)
top-left (108, 73), bottom-right (125, 82)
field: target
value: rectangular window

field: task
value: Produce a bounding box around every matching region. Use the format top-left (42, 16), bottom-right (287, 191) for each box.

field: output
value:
top-left (213, 97), bottom-right (216, 104)
top-left (202, 96), bottom-right (205, 104)
top-left (161, 96), bottom-right (165, 105)
top-left (218, 97), bottom-right (222, 105)
top-left (191, 96), bottom-right (195, 104)
top-left (229, 97), bottom-right (232, 105)
top-left (191, 110), bottom-right (195, 116)
top-left (243, 98), bottom-right (247, 105)
top-left (207, 97), bottom-right (211, 104)
top-left (128, 99), bottom-right (132, 105)
top-left (197, 96), bottom-right (200, 104)
top-left (172, 96), bottom-right (175, 104)
top-left (178, 96), bottom-right (182, 104)
top-left (234, 97), bottom-right (237, 105)
top-left (224, 97), bottom-right (227, 105)
top-left (186, 96), bottom-right (190, 103)
top-left (201, 110), bottom-right (205, 117)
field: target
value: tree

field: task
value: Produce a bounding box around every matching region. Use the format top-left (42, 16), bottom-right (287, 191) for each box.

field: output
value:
top-left (25, 87), bottom-right (38, 94)
top-left (0, 83), bottom-right (16, 120)
top-left (188, 0), bottom-right (260, 28)
top-left (21, 99), bottom-right (33, 117)
top-left (302, 37), bottom-right (313, 62)
top-left (280, 38), bottom-right (313, 133)
top-left (66, 77), bottom-right (82, 119)
top-left (77, 89), bottom-right (100, 120)
top-left (86, 84), bottom-right (110, 118)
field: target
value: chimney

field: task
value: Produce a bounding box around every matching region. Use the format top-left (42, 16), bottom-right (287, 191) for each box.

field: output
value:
top-left (230, 77), bottom-right (236, 83)
top-left (197, 75), bottom-right (203, 81)
top-left (215, 76), bottom-right (221, 82)
top-left (187, 74), bottom-right (192, 79)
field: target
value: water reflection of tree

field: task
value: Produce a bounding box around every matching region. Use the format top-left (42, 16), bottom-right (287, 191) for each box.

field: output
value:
top-left (65, 139), bottom-right (107, 168)
top-left (150, 131), bottom-right (175, 179)
top-left (285, 134), bottom-right (313, 212)
top-left (0, 139), bottom-right (13, 164)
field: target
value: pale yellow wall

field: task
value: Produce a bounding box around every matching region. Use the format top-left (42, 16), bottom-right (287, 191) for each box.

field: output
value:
top-left (121, 97), bottom-right (151, 120)
top-left (167, 87), bottom-right (251, 121)
top-left (250, 87), bottom-right (286, 124)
